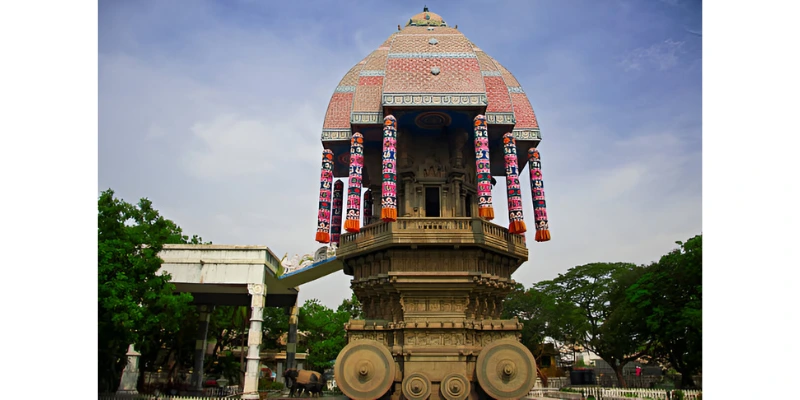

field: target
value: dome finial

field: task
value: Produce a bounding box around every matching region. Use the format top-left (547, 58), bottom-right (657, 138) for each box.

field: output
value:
top-left (406, 7), bottom-right (446, 27)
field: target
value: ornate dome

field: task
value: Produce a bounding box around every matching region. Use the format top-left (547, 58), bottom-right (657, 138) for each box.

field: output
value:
top-left (321, 7), bottom-right (541, 177)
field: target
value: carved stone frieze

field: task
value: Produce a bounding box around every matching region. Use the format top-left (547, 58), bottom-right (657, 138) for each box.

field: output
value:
top-left (348, 331), bottom-right (389, 346)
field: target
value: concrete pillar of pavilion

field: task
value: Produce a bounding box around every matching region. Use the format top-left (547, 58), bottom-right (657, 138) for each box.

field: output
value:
top-left (189, 304), bottom-right (213, 393)
top-left (242, 283), bottom-right (266, 400)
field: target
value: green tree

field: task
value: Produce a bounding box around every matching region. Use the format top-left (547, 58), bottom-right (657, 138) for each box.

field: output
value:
top-left (137, 306), bottom-right (199, 389)
top-left (593, 264), bottom-right (650, 387)
top-left (337, 292), bottom-right (364, 319)
top-left (262, 306), bottom-right (291, 351)
top-left (529, 282), bottom-right (589, 364)
top-left (538, 262), bottom-right (649, 388)
top-left (502, 283), bottom-right (551, 358)
top-left (502, 282), bottom-right (587, 386)
top-left (98, 189), bottom-right (204, 392)
top-left (203, 306), bottom-right (248, 385)
top-left (203, 305), bottom-right (289, 386)
top-left (298, 299), bottom-right (350, 372)
top-left (626, 235), bottom-right (702, 388)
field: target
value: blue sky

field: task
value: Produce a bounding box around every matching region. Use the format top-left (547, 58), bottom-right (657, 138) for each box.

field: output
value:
top-left (98, 0), bottom-right (702, 309)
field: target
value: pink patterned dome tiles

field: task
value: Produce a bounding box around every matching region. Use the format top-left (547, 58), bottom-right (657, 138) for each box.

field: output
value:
top-left (320, 8), bottom-right (542, 178)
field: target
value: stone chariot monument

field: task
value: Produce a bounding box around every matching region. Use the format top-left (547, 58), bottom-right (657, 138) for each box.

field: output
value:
top-left (311, 8), bottom-right (552, 400)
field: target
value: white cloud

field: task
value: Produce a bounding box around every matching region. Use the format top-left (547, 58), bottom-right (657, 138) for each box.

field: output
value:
top-left (621, 39), bottom-right (686, 71)
top-left (181, 111), bottom-right (321, 180)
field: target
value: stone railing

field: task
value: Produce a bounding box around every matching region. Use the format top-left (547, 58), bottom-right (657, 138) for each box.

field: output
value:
top-left (338, 217), bottom-right (528, 260)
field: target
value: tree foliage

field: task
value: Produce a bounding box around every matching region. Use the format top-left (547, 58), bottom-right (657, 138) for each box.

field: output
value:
top-left (202, 306), bottom-right (249, 385)
top-left (626, 235), bottom-right (702, 387)
top-left (298, 299), bottom-right (350, 372)
top-left (136, 305), bottom-right (199, 389)
top-left (262, 306), bottom-right (291, 351)
top-left (98, 189), bottom-right (204, 392)
top-left (201, 306), bottom-right (289, 385)
top-left (592, 264), bottom-right (651, 387)
top-left (502, 283), bottom-right (560, 358)
top-left (337, 292), bottom-right (364, 320)
top-left (501, 235), bottom-right (702, 389)
top-left (534, 262), bottom-right (649, 387)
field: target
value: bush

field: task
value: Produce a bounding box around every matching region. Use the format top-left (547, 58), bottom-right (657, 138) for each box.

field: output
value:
top-left (268, 381), bottom-right (284, 390)
top-left (258, 379), bottom-right (284, 391)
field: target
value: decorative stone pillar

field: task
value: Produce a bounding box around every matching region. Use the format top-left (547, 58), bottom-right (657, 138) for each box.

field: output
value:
top-left (286, 303), bottom-right (299, 370)
top-left (116, 344), bottom-right (141, 395)
top-left (242, 283), bottom-right (266, 400)
top-left (402, 176), bottom-right (414, 217)
top-left (190, 304), bottom-right (213, 393)
top-left (455, 128), bottom-right (467, 168)
top-left (442, 185), bottom-right (449, 217)
top-left (454, 180), bottom-right (462, 216)
top-left (372, 184), bottom-right (382, 224)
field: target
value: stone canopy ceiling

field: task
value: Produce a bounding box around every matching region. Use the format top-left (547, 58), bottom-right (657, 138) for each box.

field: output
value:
top-left (321, 7), bottom-right (542, 177)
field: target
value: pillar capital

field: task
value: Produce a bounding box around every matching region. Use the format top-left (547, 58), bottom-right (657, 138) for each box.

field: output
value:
top-left (248, 283), bottom-right (266, 307)
top-left (247, 283), bottom-right (266, 296)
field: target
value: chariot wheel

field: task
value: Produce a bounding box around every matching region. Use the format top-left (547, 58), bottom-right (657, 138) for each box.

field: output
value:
top-left (440, 373), bottom-right (470, 400)
top-left (334, 340), bottom-right (396, 400)
top-left (402, 372), bottom-right (431, 400)
top-left (475, 339), bottom-right (536, 400)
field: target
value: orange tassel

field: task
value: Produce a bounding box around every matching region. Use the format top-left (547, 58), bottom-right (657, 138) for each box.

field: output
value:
top-left (509, 220), bottom-right (527, 235)
top-left (479, 207), bottom-right (495, 220)
top-left (344, 219), bottom-right (360, 233)
top-left (381, 208), bottom-right (397, 222)
top-left (535, 230), bottom-right (551, 242)
top-left (315, 232), bottom-right (330, 244)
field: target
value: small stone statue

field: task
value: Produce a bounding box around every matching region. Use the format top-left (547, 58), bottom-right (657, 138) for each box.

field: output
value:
top-left (327, 243), bottom-right (338, 258)
top-left (280, 253), bottom-right (300, 273)
top-left (298, 254), bottom-right (314, 269)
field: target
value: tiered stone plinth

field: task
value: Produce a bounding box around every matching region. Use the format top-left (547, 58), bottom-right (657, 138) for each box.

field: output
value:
top-left (334, 221), bottom-right (536, 400)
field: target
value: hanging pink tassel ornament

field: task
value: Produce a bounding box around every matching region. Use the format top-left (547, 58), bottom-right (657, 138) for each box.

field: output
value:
top-left (474, 115), bottom-right (494, 220)
top-left (503, 133), bottom-right (526, 234)
top-left (381, 115), bottom-right (398, 222)
top-left (344, 132), bottom-right (364, 233)
top-left (315, 149), bottom-right (334, 243)
top-left (528, 148), bottom-right (551, 242)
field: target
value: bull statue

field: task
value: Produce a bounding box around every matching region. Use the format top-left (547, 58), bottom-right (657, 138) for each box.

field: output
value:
top-left (283, 368), bottom-right (326, 397)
